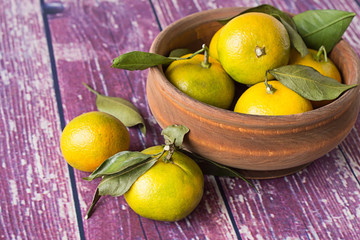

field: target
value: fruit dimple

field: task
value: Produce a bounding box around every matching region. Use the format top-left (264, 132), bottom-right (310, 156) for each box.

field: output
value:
top-left (255, 46), bottom-right (266, 58)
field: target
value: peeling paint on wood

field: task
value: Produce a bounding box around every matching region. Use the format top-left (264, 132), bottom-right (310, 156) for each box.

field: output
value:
top-left (0, 0), bottom-right (79, 239)
top-left (1, 0), bottom-right (360, 239)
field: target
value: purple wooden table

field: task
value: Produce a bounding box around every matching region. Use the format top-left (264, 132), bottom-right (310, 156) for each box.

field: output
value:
top-left (1, 0), bottom-right (360, 239)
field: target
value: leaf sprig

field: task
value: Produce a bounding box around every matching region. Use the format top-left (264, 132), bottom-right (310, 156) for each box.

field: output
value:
top-left (84, 124), bottom-right (254, 219)
top-left (112, 45), bottom-right (206, 70)
top-left (216, 5), bottom-right (357, 100)
top-left (269, 65), bottom-right (357, 101)
top-left (84, 151), bottom-right (157, 219)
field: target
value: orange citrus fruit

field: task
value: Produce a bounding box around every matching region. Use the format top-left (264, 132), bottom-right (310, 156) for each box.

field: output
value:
top-left (165, 53), bottom-right (235, 109)
top-left (234, 81), bottom-right (313, 115)
top-left (60, 111), bottom-right (130, 172)
top-left (209, 26), bottom-right (223, 61)
top-left (124, 145), bottom-right (204, 222)
top-left (289, 48), bottom-right (342, 83)
top-left (217, 12), bottom-right (290, 85)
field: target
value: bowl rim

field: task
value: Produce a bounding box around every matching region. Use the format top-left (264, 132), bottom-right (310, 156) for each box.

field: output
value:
top-left (148, 7), bottom-right (360, 129)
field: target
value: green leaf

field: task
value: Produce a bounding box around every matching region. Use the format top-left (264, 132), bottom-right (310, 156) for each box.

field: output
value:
top-left (293, 10), bottom-right (355, 53)
top-left (98, 158), bottom-right (157, 196)
top-left (84, 156), bottom-right (157, 219)
top-left (219, 4), bottom-right (294, 27)
top-left (161, 125), bottom-right (190, 147)
top-left (277, 17), bottom-right (308, 57)
top-left (269, 65), bottom-right (358, 101)
top-left (85, 188), bottom-right (101, 219)
top-left (179, 149), bottom-right (256, 190)
top-left (84, 83), bottom-right (146, 135)
top-left (242, 4), bottom-right (297, 29)
top-left (168, 48), bottom-right (192, 58)
top-left (83, 151), bottom-right (153, 181)
top-left (218, 4), bottom-right (308, 57)
top-left (112, 51), bottom-right (175, 70)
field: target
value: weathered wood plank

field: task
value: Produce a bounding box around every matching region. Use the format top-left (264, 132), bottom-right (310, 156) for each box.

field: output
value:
top-left (342, 113), bottom-right (360, 179)
top-left (1, 0), bottom-right (359, 239)
top-left (47, 0), bottom-right (360, 239)
top-left (48, 0), bottom-right (162, 236)
top-left (220, 149), bottom-right (360, 239)
top-left (48, 0), bottom-right (239, 239)
top-left (0, 0), bottom-right (79, 239)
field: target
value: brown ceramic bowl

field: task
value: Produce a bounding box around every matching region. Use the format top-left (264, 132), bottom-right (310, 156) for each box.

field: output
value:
top-left (146, 7), bottom-right (360, 179)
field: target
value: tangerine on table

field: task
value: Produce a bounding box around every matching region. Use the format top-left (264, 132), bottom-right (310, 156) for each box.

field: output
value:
top-left (124, 145), bottom-right (204, 222)
top-left (60, 111), bottom-right (130, 172)
top-left (217, 12), bottom-right (290, 85)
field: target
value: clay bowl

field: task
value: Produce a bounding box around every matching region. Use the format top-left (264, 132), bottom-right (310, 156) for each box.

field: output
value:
top-left (146, 7), bottom-right (360, 179)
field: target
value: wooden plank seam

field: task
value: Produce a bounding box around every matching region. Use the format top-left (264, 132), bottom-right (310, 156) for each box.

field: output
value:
top-left (40, 0), bottom-right (86, 239)
top-left (338, 144), bottom-right (360, 185)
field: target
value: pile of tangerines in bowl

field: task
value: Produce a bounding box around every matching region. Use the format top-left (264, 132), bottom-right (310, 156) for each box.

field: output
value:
top-left (143, 6), bottom-right (360, 177)
top-left (106, 4), bottom-right (360, 177)
top-left (152, 5), bottom-right (355, 114)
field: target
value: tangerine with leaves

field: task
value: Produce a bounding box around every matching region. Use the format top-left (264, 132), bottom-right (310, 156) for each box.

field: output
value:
top-left (60, 111), bottom-right (130, 172)
top-left (124, 145), bottom-right (204, 222)
top-left (289, 46), bottom-right (342, 83)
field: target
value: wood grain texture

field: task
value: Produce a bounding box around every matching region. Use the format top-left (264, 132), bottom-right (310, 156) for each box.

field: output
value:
top-left (0, 0), bottom-right (79, 239)
top-left (219, 149), bottom-right (360, 239)
top-left (48, 1), bottom-right (164, 238)
top-left (1, 0), bottom-right (358, 239)
top-left (48, 0), bottom-right (238, 239)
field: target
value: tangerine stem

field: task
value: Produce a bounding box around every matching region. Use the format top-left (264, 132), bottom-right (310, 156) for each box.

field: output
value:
top-left (83, 83), bottom-right (100, 96)
top-left (255, 46), bottom-right (266, 58)
top-left (164, 143), bottom-right (175, 163)
top-left (200, 44), bottom-right (211, 69)
top-left (265, 70), bottom-right (276, 94)
top-left (168, 48), bottom-right (204, 61)
top-left (315, 45), bottom-right (328, 62)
